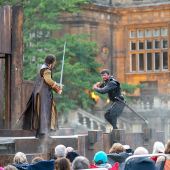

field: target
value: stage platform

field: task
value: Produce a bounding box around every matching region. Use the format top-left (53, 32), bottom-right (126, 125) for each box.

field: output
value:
top-left (0, 128), bottom-right (78, 154)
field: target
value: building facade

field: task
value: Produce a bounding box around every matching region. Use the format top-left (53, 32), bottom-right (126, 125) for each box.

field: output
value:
top-left (53, 1), bottom-right (170, 141)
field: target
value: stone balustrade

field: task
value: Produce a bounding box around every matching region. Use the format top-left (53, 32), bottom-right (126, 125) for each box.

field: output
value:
top-left (127, 95), bottom-right (170, 111)
top-left (67, 108), bottom-right (112, 132)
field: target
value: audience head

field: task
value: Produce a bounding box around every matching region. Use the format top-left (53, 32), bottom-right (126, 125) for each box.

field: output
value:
top-left (66, 147), bottom-right (74, 153)
top-left (109, 143), bottom-right (126, 154)
top-left (72, 156), bottom-right (90, 170)
top-left (13, 152), bottom-right (27, 164)
top-left (31, 157), bottom-right (43, 164)
top-left (55, 158), bottom-right (70, 170)
top-left (165, 140), bottom-right (170, 154)
top-left (152, 141), bottom-right (165, 154)
top-left (4, 165), bottom-right (17, 170)
top-left (94, 151), bottom-right (107, 165)
top-left (55, 144), bottom-right (67, 158)
top-left (134, 147), bottom-right (148, 155)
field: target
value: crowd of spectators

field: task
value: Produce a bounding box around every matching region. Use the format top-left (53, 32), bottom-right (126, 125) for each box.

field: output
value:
top-left (0, 141), bottom-right (169, 170)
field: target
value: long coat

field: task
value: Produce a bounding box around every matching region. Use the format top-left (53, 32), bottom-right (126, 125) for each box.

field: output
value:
top-left (23, 64), bottom-right (58, 134)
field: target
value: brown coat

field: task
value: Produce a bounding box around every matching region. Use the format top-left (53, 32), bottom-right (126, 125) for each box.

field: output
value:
top-left (23, 64), bottom-right (58, 134)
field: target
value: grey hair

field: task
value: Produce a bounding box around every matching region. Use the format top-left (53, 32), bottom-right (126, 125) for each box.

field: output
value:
top-left (13, 152), bottom-right (27, 164)
top-left (55, 144), bottom-right (67, 158)
top-left (66, 147), bottom-right (74, 152)
top-left (134, 147), bottom-right (149, 155)
top-left (152, 141), bottom-right (165, 154)
top-left (4, 165), bottom-right (18, 170)
top-left (72, 156), bottom-right (90, 170)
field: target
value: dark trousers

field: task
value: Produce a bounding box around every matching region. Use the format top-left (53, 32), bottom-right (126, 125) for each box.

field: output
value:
top-left (104, 101), bottom-right (125, 129)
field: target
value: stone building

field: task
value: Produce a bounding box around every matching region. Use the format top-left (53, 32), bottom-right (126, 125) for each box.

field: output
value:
top-left (53, 0), bottom-right (170, 142)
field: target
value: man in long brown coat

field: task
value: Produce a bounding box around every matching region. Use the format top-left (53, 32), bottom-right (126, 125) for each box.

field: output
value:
top-left (23, 54), bottom-right (62, 138)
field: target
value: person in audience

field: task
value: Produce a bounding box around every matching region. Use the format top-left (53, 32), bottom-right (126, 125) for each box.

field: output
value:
top-left (109, 143), bottom-right (126, 154)
top-left (55, 158), bottom-right (70, 170)
top-left (9, 152), bottom-right (29, 170)
top-left (31, 157), bottom-right (43, 164)
top-left (4, 165), bottom-right (17, 170)
top-left (107, 143), bottom-right (130, 170)
top-left (66, 148), bottom-right (80, 164)
top-left (54, 144), bottom-right (67, 159)
top-left (123, 145), bottom-right (134, 155)
top-left (28, 160), bottom-right (55, 170)
top-left (157, 140), bottom-right (170, 170)
top-left (134, 147), bottom-right (149, 155)
top-left (72, 156), bottom-right (90, 169)
top-left (125, 146), bottom-right (157, 170)
top-left (150, 141), bottom-right (165, 162)
top-left (66, 147), bottom-right (74, 153)
top-left (93, 151), bottom-right (112, 169)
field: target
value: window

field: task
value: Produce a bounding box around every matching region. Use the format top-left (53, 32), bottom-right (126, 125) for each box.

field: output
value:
top-left (130, 27), bottom-right (168, 73)
top-left (162, 52), bottom-right (168, 70)
top-left (154, 39), bottom-right (159, 49)
top-left (154, 52), bottom-right (160, 70)
top-left (138, 30), bottom-right (144, 38)
top-left (138, 40), bottom-right (144, 50)
top-left (146, 40), bottom-right (152, 50)
top-left (131, 54), bottom-right (136, 71)
top-left (130, 31), bottom-right (136, 38)
top-left (139, 53), bottom-right (144, 71)
top-left (145, 30), bottom-right (151, 37)
top-left (146, 53), bottom-right (152, 70)
top-left (161, 28), bottom-right (167, 36)
top-left (154, 29), bottom-right (159, 37)
top-left (131, 41), bottom-right (136, 51)
top-left (162, 39), bottom-right (167, 49)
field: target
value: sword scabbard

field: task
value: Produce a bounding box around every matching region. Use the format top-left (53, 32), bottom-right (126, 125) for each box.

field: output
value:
top-left (115, 96), bottom-right (148, 124)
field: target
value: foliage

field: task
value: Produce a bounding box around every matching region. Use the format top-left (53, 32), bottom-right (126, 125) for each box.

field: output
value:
top-left (0, 0), bottom-right (146, 112)
top-left (0, 0), bottom-right (103, 114)
top-left (121, 83), bottom-right (148, 103)
top-left (121, 83), bottom-right (147, 94)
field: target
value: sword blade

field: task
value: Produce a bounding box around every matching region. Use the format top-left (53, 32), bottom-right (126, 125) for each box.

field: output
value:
top-left (60, 42), bottom-right (66, 85)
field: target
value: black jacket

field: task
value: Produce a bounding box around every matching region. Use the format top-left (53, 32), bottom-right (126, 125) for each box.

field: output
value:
top-left (125, 157), bottom-right (158, 170)
top-left (95, 76), bottom-right (121, 102)
top-left (107, 152), bottom-right (130, 170)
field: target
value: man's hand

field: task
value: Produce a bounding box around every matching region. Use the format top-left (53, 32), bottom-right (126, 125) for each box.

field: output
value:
top-left (93, 82), bottom-right (101, 89)
top-left (52, 82), bottom-right (63, 90)
top-left (57, 90), bottom-right (62, 95)
top-left (58, 84), bottom-right (63, 90)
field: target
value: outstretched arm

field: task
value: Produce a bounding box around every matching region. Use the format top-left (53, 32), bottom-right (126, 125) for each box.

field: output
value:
top-left (94, 81), bottom-right (117, 94)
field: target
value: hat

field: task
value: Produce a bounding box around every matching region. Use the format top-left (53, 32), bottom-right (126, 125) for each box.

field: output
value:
top-left (94, 151), bottom-right (107, 164)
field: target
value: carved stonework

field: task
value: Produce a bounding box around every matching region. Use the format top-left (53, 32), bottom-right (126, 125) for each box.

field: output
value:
top-left (101, 46), bottom-right (109, 59)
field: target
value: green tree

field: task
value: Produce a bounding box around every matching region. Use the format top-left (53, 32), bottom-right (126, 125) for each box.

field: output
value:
top-left (0, 0), bottom-right (103, 113)
top-left (121, 83), bottom-right (148, 102)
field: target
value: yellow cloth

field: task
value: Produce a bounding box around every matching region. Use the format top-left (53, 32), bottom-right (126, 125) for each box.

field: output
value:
top-left (43, 69), bottom-right (55, 86)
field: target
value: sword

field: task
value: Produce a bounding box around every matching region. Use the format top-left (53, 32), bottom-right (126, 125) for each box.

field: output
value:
top-left (115, 96), bottom-right (148, 124)
top-left (60, 42), bottom-right (66, 85)
top-left (113, 64), bottom-right (130, 76)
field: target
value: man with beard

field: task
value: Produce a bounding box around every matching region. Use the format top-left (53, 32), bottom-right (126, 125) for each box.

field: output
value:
top-left (23, 54), bottom-right (62, 138)
top-left (93, 69), bottom-right (125, 129)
